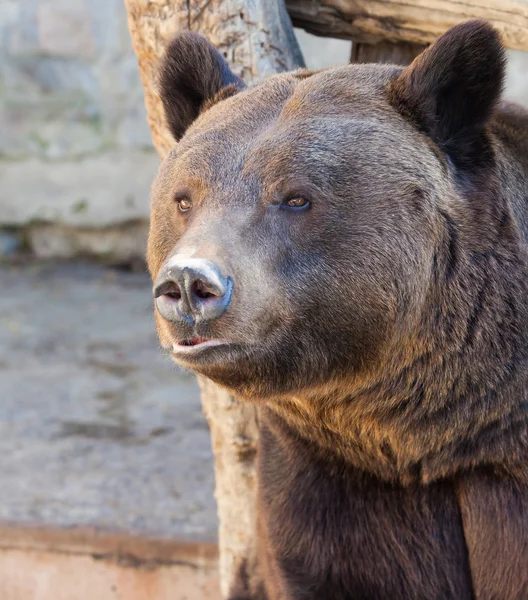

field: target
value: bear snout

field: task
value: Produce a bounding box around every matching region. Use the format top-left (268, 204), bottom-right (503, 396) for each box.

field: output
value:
top-left (153, 257), bottom-right (233, 326)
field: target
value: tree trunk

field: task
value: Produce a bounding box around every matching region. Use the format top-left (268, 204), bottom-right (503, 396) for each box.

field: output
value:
top-left (123, 1), bottom-right (303, 596)
top-left (286, 0), bottom-right (528, 52)
top-left (125, 0), bottom-right (303, 156)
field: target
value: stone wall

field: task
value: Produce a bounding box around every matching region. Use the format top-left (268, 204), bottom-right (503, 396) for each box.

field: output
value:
top-left (0, 0), bottom-right (158, 260)
top-left (1, 2), bottom-right (526, 260)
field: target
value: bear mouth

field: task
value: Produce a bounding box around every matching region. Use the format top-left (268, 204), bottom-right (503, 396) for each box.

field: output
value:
top-left (177, 337), bottom-right (211, 347)
top-left (171, 338), bottom-right (229, 355)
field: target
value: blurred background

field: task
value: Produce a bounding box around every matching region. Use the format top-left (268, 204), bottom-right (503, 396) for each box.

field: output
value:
top-left (0, 1), bottom-right (526, 599)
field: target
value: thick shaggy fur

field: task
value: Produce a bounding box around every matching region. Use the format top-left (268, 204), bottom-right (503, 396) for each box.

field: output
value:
top-left (150, 21), bottom-right (528, 599)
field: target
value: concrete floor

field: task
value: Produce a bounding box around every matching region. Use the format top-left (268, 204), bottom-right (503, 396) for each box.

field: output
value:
top-left (0, 262), bottom-right (220, 598)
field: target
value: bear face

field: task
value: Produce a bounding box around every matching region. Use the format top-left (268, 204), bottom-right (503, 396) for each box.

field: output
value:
top-left (150, 63), bottom-right (444, 400)
top-left (149, 22), bottom-right (520, 417)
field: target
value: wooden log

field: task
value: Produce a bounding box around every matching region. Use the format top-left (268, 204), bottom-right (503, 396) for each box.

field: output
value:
top-left (351, 41), bottom-right (427, 65)
top-left (286, 0), bottom-right (528, 52)
top-left (123, 1), bottom-right (303, 597)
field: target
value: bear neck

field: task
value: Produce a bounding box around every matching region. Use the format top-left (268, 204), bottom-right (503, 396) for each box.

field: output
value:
top-left (265, 197), bottom-right (528, 485)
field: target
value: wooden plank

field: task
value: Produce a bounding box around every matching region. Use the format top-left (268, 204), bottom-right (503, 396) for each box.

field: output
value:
top-left (286, 0), bottom-right (528, 51)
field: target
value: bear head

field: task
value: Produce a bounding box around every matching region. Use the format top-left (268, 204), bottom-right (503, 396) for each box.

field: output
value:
top-left (149, 22), bottom-right (507, 405)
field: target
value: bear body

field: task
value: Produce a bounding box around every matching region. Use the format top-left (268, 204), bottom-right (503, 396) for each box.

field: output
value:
top-left (149, 21), bottom-right (528, 599)
top-left (254, 411), bottom-right (473, 599)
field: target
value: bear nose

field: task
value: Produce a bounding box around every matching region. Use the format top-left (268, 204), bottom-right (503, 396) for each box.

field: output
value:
top-left (153, 258), bottom-right (233, 325)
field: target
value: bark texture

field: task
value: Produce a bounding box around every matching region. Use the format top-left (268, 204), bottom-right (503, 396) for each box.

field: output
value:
top-left (123, 1), bottom-right (303, 596)
top-left (287, 0), bottom-right (528, 52)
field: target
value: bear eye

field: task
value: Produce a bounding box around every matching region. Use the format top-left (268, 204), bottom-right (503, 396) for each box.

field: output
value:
top-left (176, 197), bottom-right (192, 213)
top-left (284, 197), bottom-right (311, 211)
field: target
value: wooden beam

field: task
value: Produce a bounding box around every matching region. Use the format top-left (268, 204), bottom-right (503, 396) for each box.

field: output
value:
top-left (351, 41), bottom-right (427, 65)
top-left (286, 0), bottom-right (528, 52)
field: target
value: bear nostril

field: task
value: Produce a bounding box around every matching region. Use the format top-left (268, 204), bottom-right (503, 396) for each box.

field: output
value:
top-left (192, 279), bottom-right (218, 300)
top-left (154, 280), bottom-right (181, 300)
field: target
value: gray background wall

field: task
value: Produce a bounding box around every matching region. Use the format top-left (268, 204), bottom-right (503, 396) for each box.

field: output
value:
top-left (0, 1), bottom-right (526, 259)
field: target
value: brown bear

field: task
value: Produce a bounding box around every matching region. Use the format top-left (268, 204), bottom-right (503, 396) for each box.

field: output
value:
top-left (148, 20), bottom-right (528, 600)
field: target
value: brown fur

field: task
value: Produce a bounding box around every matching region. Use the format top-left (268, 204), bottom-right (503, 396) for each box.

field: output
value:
top-left (150, 21), bottom-right (528, 599)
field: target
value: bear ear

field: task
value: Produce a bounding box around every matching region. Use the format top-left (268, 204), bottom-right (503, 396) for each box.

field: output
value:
top-left (159, 32), bottom-right (245, 141)
top-left (389, 20), bottom-right (506, 175)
